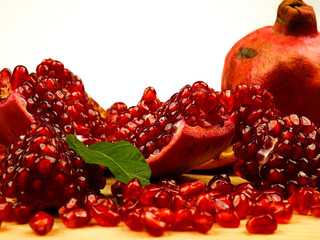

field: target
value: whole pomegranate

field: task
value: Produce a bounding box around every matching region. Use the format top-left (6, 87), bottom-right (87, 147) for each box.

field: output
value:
top-left (221, 0), bottom-right (320, 126)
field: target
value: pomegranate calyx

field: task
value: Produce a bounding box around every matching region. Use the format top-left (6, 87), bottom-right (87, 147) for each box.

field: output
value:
top-left (274, 0), bottom-right (318, 36)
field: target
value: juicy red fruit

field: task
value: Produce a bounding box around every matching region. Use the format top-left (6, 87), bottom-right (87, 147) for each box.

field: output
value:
top-left (0, 122), bottom-right (105, 210)
top-left (89, 198), bottom-right (121, 227)
top-left (0, 58), bottom-right (108, 155)
top-left (105, 81), bottom-right (235, 178)
top-left (29, 211), bottom-right (54, 235)
top-left (246, 214), bottom-right (277, 234)
top-left (61, 208), bottom-right (92, 228)
top-left (215, 210), bottom-right (240, 228)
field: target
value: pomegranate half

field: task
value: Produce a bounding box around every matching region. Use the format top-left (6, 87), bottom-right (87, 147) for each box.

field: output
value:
top-left (105, 81), bottom-right (235, 178)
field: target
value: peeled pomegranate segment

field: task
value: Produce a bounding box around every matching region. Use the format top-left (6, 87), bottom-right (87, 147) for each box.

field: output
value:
top-left (233, 113), bottom-right (320, 197)
top-left (221, 0), bottom-right (320, 126)
top-left (0, 92), bottom-right (35, 152)
top-left (0, 58), bottom-right (108, 153)
top-left (195, 84), bottom-right (279, 170)
top-left (0, 121), bottom-right (106, 210)
top-left (105, 81), bottom-right (235, 178)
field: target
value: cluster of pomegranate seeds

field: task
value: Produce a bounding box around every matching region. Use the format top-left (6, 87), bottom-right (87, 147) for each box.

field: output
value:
top-left (3, 58), bottom-right (108, 146)
top-left (233, 113), bottom-right (320, 197)
top-left (105, 81), bottom-right (228, 159)
top-left (288, 186), bottom-right (320, 217)
top-left (58, 191), bottom-right (121, 229)
top-left (109, 174), bottom-right (295, 236)
top-left (0, 122), bottom-right (106, 210)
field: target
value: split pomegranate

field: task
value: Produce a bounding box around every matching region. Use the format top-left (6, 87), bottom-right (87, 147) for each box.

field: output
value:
top-left (196, 83), bottom-right (279, 170)
top-left (105, 81), bottom-right (235, 178)
top-left (221, 0), bottom-right (320, 126)
top-left (0, 58), bottom-right (107, 155)
top-left (0, 122), bottom-right (106, 210)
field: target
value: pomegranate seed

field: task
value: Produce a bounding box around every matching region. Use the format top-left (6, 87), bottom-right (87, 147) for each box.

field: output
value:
top-left (311, 204), bottom-right (320, 217)
top-left (90, 200), bottom-right (121, 227)
top-left (61, 208), bottom-right (91, 228)
top-left (192, 209), bottom-right (214, 233)
top-left (246, 214), bottom-right (277, 234)
top-left (123, 178), bottom-right (143, 201)
top-left (208, 177), bottom-right (234, 196)
top-left (140, 184), bottom-right (161, 205)
top-left (231, 192), bottom-right (250, 219)
top-left (288, 187), bottom-right (317, 215)
top-left (141, 210), bottom-right (167, 237)
top-left (58, 197), bottom-right (81, 216)
top-left (0, 202), bottom-right (14, 222)
top-left (83, 192), bottom-right (102, 210)
top-left (29, 211), bottom-right (54, 235)
top-left (123, 207), bottom-right (144, 231)
top-left (169, 194), bottom-right (187, 212)
top-left (215, 210), bottom-right (240, 228)
top-left (171, 208), bottom-right (193, 231)
top-left (193, 193), bottom-right (212, 213)
top-left (154, 189), bottom-right (172, 208)
top-left (118, 199), bottom-right (140, 217)
top-left (157, 208), bottom-right (173, 228)
top-left (111, 180), bottom-right (126, 204)
top-left (268, 202), bottom-right (293, 224)
top-left (179, 180), bottom-right (206, 200)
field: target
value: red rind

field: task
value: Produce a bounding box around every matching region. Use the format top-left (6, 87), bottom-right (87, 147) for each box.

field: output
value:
top-left (0, 92), bottom-right (35, 152)
top-left (221, 0), bottom-right (320, 126)
top-left (148, 119), bottom-right (235, 178)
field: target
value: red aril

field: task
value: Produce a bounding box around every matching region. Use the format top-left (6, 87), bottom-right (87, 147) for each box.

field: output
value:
top-left (268, 202), bottom-right (293, 224)
top-left (122, 178), bottom-right (143, 201)
top-left (192, 209), bottom-right (214, 233)
top-left (141, 210), bottom-right (167, 237)
top-left (29, 211), bottom-right (54, 235)
top-left (215, 210), bottom-right (240, 228)
top-left (179, 180), bottom-right (206, 200)
top-left (123, 207), bottom-right (144, 231)
top-left (61, 208), bottom-right (92, 228)
top-left (246, 214), bottom-right (277, 234)
top-left (171, 208), bottom-right (193, 231)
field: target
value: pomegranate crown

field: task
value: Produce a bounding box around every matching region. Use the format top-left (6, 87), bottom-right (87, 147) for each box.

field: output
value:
top-left (274, 0), bottom-right (318, 36)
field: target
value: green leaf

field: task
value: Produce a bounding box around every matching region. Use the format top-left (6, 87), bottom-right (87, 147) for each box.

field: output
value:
top-left (66, 134), bottom-right (151, 187)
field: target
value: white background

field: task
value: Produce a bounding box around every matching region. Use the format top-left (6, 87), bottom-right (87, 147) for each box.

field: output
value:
top-left (1, 0), bottom-right (320, 108)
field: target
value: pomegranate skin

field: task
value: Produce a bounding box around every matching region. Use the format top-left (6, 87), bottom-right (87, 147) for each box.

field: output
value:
top-left (221, 0), bottom-right (320, 126)
top-left (147, 119), bottom-right (234, 178)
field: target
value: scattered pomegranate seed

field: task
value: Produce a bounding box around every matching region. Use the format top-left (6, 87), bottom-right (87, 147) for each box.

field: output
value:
top-left (246, 214), bottom-right (277, 234)
top-left (268, 202), bottom-right (293, 224)
top-left (29, 211), bottom-right (54, 235)
top-left (192, 209), bottom-right (214, 233)
top-left (141, 210), bottom-right (167, 237)
top-left (90, 200), bottom-right (121, 227)
top-left (215, 210), bottom-right (240, 228)
top-left (60, 208), bottom-right (92, 228)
